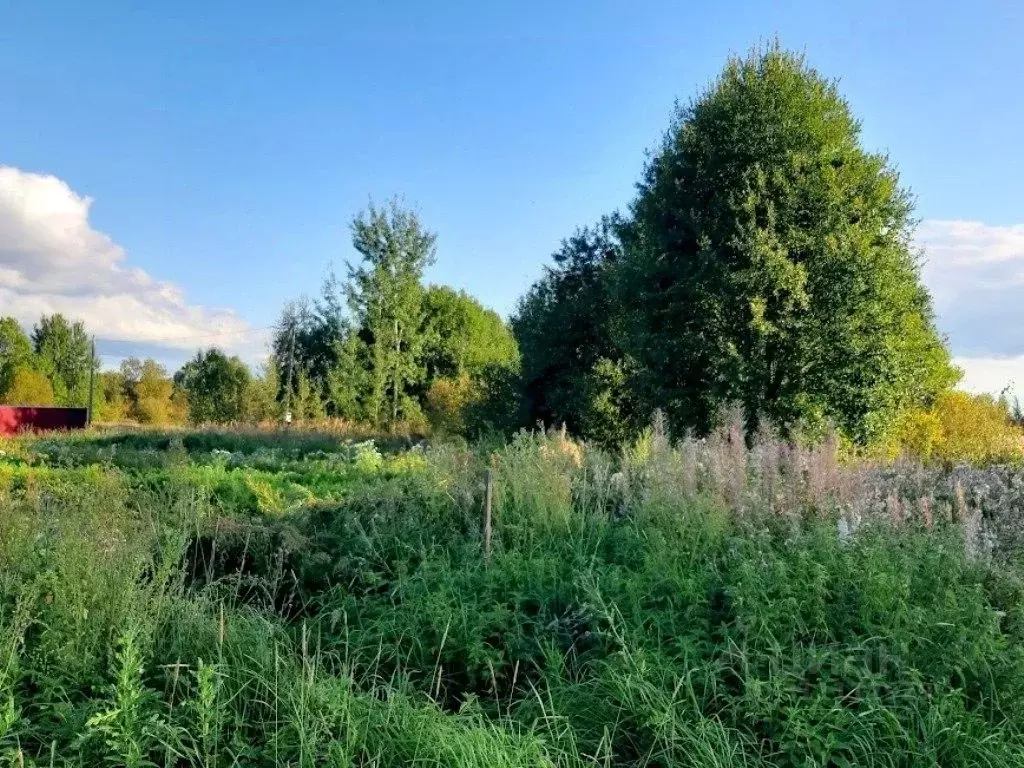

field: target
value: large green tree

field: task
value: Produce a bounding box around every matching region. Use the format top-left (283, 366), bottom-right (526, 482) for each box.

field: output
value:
top-left (272, 298), bottom-right (333, 397)
top-left (421, 285), bottom-right (518, 381)
top-left (31, 314), bottom-right (97, 407)
top-left (418, 286), bottom-right (520, 435)
top-left (269, 206), bottom-right (522, 432)
top-left (121, 358), bottom-right (183, 424)
top-left (512, 217), bottom-right (641, 445)
top-left (324, 330), bottom-right (371, 421)
top-left (241, 357), bottom-right (284, 424)
top-left (98, 369), bottom-right (130, 421)
top-left (271, 273), bottom-right (354, 400)
top-left (174, 348), bottom-right (251, 424)
top-left (346, 201), bottom-right (437, 428)
top-left (617, 46), bottom-right (956, 442)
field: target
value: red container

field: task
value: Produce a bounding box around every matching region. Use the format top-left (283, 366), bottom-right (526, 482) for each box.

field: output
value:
top-left (0, 406), bottom-right (88, 435)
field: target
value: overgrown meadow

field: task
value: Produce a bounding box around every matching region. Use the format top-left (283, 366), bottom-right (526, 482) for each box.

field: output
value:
top-left (3, 424), bottom-right (1024, 766)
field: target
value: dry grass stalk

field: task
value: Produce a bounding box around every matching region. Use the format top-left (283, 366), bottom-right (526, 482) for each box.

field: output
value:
top-left (919, 496), bottom-right (934, 529)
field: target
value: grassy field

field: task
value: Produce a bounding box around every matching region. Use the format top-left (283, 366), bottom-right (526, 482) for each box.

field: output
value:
top-left (2, 424), bottom-right (1024, 766)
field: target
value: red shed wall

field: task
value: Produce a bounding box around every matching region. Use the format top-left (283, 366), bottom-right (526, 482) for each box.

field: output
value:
top-left (0, 407), bottom-right (88, 435)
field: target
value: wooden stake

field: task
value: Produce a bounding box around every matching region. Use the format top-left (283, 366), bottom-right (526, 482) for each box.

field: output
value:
top-left (483, 468), bottom-right (493, 567)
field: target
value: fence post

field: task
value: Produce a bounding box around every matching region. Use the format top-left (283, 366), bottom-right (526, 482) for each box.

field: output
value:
top-left (86, 337), bottom-right (96, 427)
top-left (483, 468), bottom-right (494, 567)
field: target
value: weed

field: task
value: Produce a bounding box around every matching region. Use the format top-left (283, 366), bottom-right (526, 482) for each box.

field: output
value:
top-left (2, 424), bottom-right (1024, 765)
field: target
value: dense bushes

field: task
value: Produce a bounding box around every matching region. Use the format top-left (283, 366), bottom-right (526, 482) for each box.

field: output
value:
top-left (894, 390), bottom-right (1023, 464)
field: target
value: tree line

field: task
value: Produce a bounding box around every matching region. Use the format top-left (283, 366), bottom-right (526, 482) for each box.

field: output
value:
top-left (266, 202), bottom-right (518, 431)
top-left (266, 45), bottom-right (962, 449)
top-left (0, 202), bottom-right (519, 429)
top-left (1, 46), bottom-right (1005, 449)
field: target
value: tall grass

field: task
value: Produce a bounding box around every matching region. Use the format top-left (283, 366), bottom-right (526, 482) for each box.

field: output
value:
top-left (1, 422), bottom-right (1024, 765)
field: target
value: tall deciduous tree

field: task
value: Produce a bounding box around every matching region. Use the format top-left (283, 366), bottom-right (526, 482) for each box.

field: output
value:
top-left (325, 331), bottom-right (371, 421)
top-left (174, 348), bottom-right (251, 424)
top-left (118, 358), bottom-right (183, 424)
top-left (294, 369), bottom-right (326, 422)
top-left (420, 286), bottom-right (520, 435)
top-left (272, 299), bottom-right (323, 396)
top-left (421, 286), bottom-right (518, 381)
top-left (241, 357), bottom-right (283, 423)
top-left (346, 201), bottom-right (436, 428)
top-left (31, 314), bottom-right (96, 407)
top-left (617, 46), bottom-right (956, 442)
top-left (135, 359), bottom-right (183, 424)
top-left (98, 370), bottom-right (130, 422)
top-left (512, 217), bottom-right (641, 445)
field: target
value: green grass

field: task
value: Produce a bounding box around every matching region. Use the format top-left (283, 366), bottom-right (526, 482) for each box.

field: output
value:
top-left (1, 427), bottom-right (1024, 765)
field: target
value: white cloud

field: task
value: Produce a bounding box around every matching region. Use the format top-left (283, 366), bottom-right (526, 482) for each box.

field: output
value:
top-left (917, 219), bottom-right (1024, 399)
top-left (919, 220), bottom-right (1024, 268)
top-left (0, 165), bottom-right (266, 359)
top-left (952, 356), bottom-right (1024, 402)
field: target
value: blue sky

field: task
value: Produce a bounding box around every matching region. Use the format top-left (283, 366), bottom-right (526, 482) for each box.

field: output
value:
top-left (1, 0), bottom-right (1023, 394)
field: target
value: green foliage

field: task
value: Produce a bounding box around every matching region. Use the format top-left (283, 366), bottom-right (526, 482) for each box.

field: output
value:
top-left (578, 356), bottom-right (642, 448)
top-left (1, 365), bottom-right (54, 405)
top-left (272, 295), bottom-right (344, 406)
top-left (175, 348), bottom-right (251, 424)
top-left (346, 200), bottom-right (437, 428)
top-left (85, 630), bottom-right (169, 767)
top-left (3, 428), bottom-right (1024, 765)
top-left (31, 313), bottom-right (97, 407)
top-left (241, 357), bottom-right (283, 423)
top-left (294, 369), bottom-right (327, 422)
top-left (416, 288), bottom-right (519, 435)
top-left (513, 217), bottom-right (641, 443)
top-left (463, 362), bottom-right (527, 436)
top-left (118, 358), bottom-right (184, 425)
top-left (422, 285), bottom-right (519, 380)
top-left (98, 370), bottom-right (130, 422)
top-left (616, 45), bottom-right (957, 442)
top-left (0, 317), bottom-right (32, 398)
top-left (895, 390), bottom-right (1023, 464)
top-left (324, 329), bottom-right (371, 421)
top-left (426, 373), bottom-right (476, 434)
top-left (274, 205), bottom-right (520, 434)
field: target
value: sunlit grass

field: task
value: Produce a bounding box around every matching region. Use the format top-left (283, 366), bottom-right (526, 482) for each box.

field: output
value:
top-left (2, 424), bottom-right (1024, 765)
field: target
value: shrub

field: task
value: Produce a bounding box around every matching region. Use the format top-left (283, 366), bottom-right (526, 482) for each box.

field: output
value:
top-left (1, 366), bottom-right (54, 405)
top-left (426, 374), bottom-right (477, 435)
top-left (896, 391), bottom-right (1023, 464)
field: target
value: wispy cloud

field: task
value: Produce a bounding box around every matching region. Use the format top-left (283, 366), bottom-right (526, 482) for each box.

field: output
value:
top-left (0, 165), bottom-right (267, 361)
top-left (917, 219), bottom-right (1024, 398)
